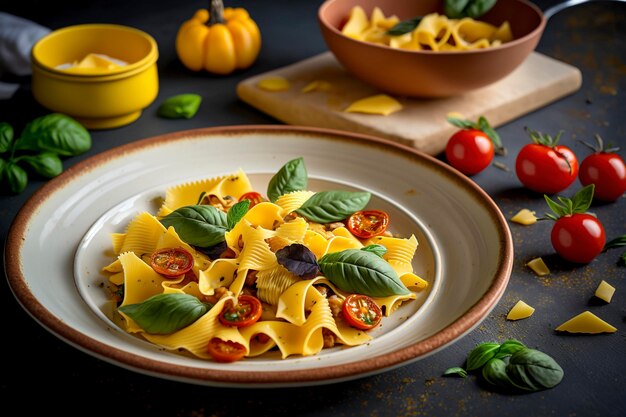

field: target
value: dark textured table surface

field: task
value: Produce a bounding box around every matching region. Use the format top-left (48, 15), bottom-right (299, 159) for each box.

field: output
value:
top-left (1, 1), bottom-right (625, 415)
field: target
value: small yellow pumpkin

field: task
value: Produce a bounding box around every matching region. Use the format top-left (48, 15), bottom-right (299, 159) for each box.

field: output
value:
top-left (176, 0), bottom-right (261, 75)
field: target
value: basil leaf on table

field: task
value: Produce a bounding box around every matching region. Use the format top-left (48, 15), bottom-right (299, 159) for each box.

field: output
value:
top-left (160, 205), bottom-right (228, 247)
top-left (157, 94), bottom-right (202, 119)
top-left (295, 190), bottom-right (371, 223)
top-left (16, 113), bottom-right (91, 156)
top-left (0, 122), bottom-right (13, 153)
top-left (276, 243), bottom-right (320, 279)
top-left (119, 293), bottom-right (210, 334)
top-left (6, 162), bottom-right (28, 194)
top-left (466, 342), bottom-right (501, 371)
top-left (227, 200), bottom-right (250, 230)
top-left (495, 339), bottom-right (526, 358)
top-left (267, 157), bottom-right (308, 202)
top-left (443, 367), bottom-right (468, 378)
top-left (481, 358), bottom-right (514, 387)
top-left (318, 248), bottom-right (410, 297)
top-left (20, 152), bottom-right (63, 178)
top-left (506, 348), bottom-right (564, 391)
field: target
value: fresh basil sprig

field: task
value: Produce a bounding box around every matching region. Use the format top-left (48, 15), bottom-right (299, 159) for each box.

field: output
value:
top-left (386, 16), bottom-right (423, 36)
top-left (267, 157), bottom-right (308, 202)
top-left (227, 200), bottom-right (250, 229)
top-left (157, 94), bottom-right (202, 119)
top-left (0, 114), bottom-right (91, 194)
top-left (119, 293), bottom-right (211, 334)
top-left (444, 340), bottom-right (564, 393)
top-left (295, 190), bottom-right (371, 223)
top-left (318, 247), bottom-right (410, 297)
top-left (543, 184), bottom-right (594, 220)
top-left (444, 0), bottom-right (497, 19)
top-left (360, 244), bottom-right (388, 258)
top-left (160, 205), bottom-right (229, 247)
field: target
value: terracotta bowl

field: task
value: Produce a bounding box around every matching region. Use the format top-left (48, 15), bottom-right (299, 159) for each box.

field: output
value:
top-left (318, 0), bottom-right (546, 98)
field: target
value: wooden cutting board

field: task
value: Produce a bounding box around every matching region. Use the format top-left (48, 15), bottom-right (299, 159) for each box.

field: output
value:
top-left (236, 51), bottom-right (582, 156)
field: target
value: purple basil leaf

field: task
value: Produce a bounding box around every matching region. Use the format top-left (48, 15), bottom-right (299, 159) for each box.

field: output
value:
top-left (196, 241), bottom-right (228, 259)
top-left (276, 243), bottom-right (319, 279)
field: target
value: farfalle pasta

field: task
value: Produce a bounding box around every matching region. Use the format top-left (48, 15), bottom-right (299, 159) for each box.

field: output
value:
top-left (102, 157), bottom-right (428, 362)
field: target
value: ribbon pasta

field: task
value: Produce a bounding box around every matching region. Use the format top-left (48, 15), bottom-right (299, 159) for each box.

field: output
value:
top-left (102, 169), bottom-right (429, 362)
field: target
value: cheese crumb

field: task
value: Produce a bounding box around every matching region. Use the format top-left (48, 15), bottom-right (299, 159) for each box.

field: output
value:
top-left (506, 300), bottom-right (535, 320)
top-left (257, 76), bottom-right (291, 92)
top-left (594, 280), bottom-right (615, 303)
top-left (344, 94), bottom-right (403, 116)
top-left (526, 257), bottom-right (550, 276)
top-left (511, 209), bottom-right (538, 225)
top-left (555, 311), bottom-right (617, 334)
top-left (301, 80), bottom-right (333, 93)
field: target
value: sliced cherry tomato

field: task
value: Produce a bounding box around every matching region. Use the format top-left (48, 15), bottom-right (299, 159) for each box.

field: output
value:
top-left (150, 247), bottom-right (193, 278)
top-left (218, 294), bottom-right (263, 327)
top-left (347, 210), bottom-right (389, 239)
top-left (238, 191), bottom-right (264, 208)
top-left (342, 294), bottom-right (383, 330)
top-left (551, 213), bottom-right (606, 264)
top-left (445, 129), bottom-right (495, 175)
top-left (578, 135), bottom-right (626, 202)
top-left (515, 129), bottom-right (578, 194)
top-left (207, 338), bottom-right (246, 362)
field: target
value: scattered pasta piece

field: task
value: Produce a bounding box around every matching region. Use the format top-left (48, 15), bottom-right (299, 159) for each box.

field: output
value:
top-left (506, 300), bottom-right (535, 320)
top-left (301, 80), bottom-right (333, 93)
top-left (526, 257), bottom-right (550, 276)
top-left (594, 280), bottom-right (615, 303)
top-left (555, 311), bottom-right (617, 334)
top-left (344, 94), bottom-right (403, 116)
top-left (257, 76), bottom-right (291, 92)
top-left (511, 209), bottom-right (538, 225)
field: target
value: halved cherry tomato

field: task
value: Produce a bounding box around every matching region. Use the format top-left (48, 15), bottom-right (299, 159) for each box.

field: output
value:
top-left (347, 210), bottom-right (389, 239)
top-left (150, 247), bottom-right (193, 278)
top-left (207, 338), bottom-right (247, 362)
top-left (342, 294), bottom-right (383, 330)
top-left (238, 191), bottom-right (264, 208)
top-left (218, 294), bottom-right (263, 327)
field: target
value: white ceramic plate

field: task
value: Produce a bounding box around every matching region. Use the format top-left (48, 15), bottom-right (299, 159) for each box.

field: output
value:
top-left (5, 125), bottom-right (512, 387)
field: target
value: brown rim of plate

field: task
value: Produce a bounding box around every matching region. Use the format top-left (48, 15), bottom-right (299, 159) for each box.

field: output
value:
top-left (4, 124), bottom-right (513, 387)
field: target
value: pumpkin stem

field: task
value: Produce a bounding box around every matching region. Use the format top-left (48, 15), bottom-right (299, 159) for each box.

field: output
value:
top-left (208, 0), bottom-right (225, 25)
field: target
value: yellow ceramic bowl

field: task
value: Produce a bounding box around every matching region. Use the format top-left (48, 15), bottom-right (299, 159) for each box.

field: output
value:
top-left (31, 24), bottom-right (159, 129)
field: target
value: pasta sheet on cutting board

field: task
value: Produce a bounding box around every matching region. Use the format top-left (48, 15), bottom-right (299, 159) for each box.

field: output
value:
top-left (236, 51), bottom-right (581, 156)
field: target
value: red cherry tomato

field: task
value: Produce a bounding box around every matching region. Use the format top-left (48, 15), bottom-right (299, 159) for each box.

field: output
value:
top-left (551, 213), bottom-right (606, 263)
top-left (150, 247), bottom-right (194, 278)
top-left (207, 338), bottom-right (247, 362)
top-left (342, 294), bottom-right (383, 330)
top-left (218, 295), bottom-right (263, 327)
top-left (346, 210), bottom-right (390, 239)
top-left (579, 152), bottom-right (626, 202)
top-left (445, 129), bottom-right (494, 175)
top-left (515, 144), bottom-right (578, 194)
top-left (238, 191), bottom-right (264, 208)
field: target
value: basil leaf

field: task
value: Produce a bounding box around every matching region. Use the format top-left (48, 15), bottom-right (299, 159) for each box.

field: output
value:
top-left (481, 358), bottom-right (514, 387)
top-left (386, 16), bottom-right (422, 36)
top-left (318, 248), bottom-right (410, 297)
top-left (0, 158), bottom-right (6, 181)
top-left (0, 122), bottom-right (13, 153)
top-left (296, 190), bottom-right (371, 223)
top-left (157, 94), bottom-right (202, 119)
top-left (571, 184), bottom-right (594, 213)
top-left (604, 235), bottom-right (626, 251)
top-left (196, 241), bottom-right (228, 260)
top-left (495, 339), bottom-right (526, 358)
top-left (276, 243), bottom-right (319, 279)
top-left (16, 113), bottom-right (91, 156)
top-left (160, 205), bottom-right (228, 247)
top-left (443, 367), bottom-right (468, 378)
top-left (507, 348), bottom-right (564, 391)
top-left (227, 200), bottom-right (250, 230)
top-left (464, 0), bottom-right (497, 18)
top-left (20, 152), bottom-right (63, 178)
top-left (445, 0), bottom-right (496, 19)
top-left (267, 157), bottom-right (308, 202)
top-left (119, 293), bottom-right (210, 334)
top-left (466, 342), bottom-right (500, 371)
top-left (361, 244), bottom-right (388, 258)
top-left (444, 0), bottom-right (471, 18)
top-left (6, 162), bottom-right (28, 194)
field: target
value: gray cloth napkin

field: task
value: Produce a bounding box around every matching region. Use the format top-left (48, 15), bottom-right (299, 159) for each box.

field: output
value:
top-left (0, 12), bottom-right (50, 99)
